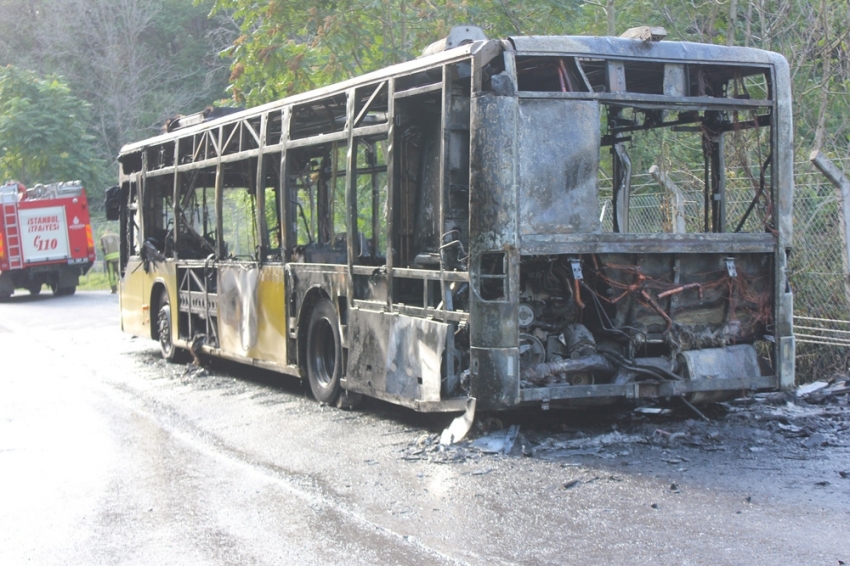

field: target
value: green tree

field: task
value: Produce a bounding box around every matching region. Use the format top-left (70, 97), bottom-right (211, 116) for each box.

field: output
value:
top-left (205, 0), bottom-right (579, 105)
top-left (34, 0), bottom-right (232, 159)
top-left (0, 66), bottom-right (104, 190)
top-left (0, 0), bottom-right (231, 173)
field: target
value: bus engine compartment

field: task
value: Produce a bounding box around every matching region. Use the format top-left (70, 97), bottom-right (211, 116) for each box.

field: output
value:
top-left (516, 252), bottom-right (772, 404)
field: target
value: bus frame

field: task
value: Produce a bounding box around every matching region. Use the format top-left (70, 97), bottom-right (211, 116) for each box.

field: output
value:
top-left (110, 27), bottom-right (795, 412)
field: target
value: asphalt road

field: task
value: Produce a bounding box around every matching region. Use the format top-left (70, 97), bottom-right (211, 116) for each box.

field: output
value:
top-left (0, 291), bottom-right (847, 565)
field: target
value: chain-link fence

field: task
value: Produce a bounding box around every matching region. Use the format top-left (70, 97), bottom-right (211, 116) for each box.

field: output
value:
top-left (792, 159), bottom-right (850, 318)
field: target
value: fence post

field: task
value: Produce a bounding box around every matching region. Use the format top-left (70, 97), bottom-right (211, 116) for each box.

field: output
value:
top-left (649, 165), bottom-right (686, 233)
top-left (809, 150), bottom-right (850, 309)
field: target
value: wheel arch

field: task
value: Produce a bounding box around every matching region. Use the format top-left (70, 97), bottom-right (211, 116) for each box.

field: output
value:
top-left (296, 285), bottom-right (335, 373)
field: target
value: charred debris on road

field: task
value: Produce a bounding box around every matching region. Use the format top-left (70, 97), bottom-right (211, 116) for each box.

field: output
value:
top-left (399, 375), bottom-right (850, 473)
top-left (139, 348), bottom-right (849, 483)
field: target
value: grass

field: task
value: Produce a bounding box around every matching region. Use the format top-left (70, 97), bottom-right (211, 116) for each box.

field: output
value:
top-left (794, 342), bottom-right (850, 384)
top-left (78, 270), bottom-right (112, 291)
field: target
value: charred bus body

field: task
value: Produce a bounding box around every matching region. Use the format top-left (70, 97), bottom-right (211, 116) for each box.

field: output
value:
top-left (110, 28), bottom-right (794, 412)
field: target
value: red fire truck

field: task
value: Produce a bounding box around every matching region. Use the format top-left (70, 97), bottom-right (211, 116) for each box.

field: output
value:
top-left (0, 181), bottom-right (96, 300)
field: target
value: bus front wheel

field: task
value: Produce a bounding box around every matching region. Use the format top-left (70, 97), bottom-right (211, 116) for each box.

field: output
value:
top-left (306, 298), bottom-right (342, 405)
top-left (157, 290), bottom-right (182, 363)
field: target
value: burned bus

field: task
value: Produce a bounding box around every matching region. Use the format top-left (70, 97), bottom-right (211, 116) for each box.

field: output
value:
top-left (108, 26), bottom-right (794, 412)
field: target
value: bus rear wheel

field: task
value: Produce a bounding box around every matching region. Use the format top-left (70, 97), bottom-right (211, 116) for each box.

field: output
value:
top-left (306, 298), bottom-right (342, 405)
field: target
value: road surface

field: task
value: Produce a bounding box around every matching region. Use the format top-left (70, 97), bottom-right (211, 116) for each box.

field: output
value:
top-left (0, 291), bottom-right (847, 565)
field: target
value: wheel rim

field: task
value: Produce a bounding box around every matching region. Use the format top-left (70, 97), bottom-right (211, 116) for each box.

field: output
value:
top-left (158, 304), bottom-right (173, 357)
top-left (311, 317), bottom-right (336, 388)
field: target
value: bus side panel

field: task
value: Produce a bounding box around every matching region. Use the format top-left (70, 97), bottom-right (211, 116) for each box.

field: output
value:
top-left (217, 263), bottom-right (262, 358)
top-left (120, 257), bottom-right (152, 337)
top-left (346, 309), bottom-right (447, 404)
top-left (250, 264), bottom-right (287, 366)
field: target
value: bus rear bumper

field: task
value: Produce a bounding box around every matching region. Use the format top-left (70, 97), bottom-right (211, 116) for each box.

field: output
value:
top-left (519, 374), bottom-right (779, 407)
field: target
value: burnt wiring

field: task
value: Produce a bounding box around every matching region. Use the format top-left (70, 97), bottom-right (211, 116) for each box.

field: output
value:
top-left (734, 149), bottom-right (773, 233)
top-left (581, 280), bottom-right (642, 345)
top-left (582, 257), bottom-right (773, 340)
top-left (731, 270), bottom-right (773, 328)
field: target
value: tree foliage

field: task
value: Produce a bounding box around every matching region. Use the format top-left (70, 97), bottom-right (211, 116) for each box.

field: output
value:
top-left (205, 0), bottom-right (580, 105)
top-left (0, 66), bottom-right (103, 189)
top-left (0, 0), bottom-right (231, 202)
top-left (32, 0), bottom-right (231, 158)
top-left (207, 0), bottom-right (850, 160)
top-left (1, 0), bottom-right (849, 198)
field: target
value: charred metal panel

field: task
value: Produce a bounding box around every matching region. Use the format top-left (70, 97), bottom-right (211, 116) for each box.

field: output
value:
top-left (217, 263), bottom-right (259, 356)
top-left (663, 64), bottom-right (686, 97)
top-left (468, 92), bottom-right (520, 409)
top-left (183, 261), bottom-right (286, 366)
top-left (470, 347), bottom-right (520, 407)
top-left (519, 374), bottom-right (778, 404)
top-left (520, 232), bottom-right (776, 255)
top-left (678, 344), bottom-right (760, 379)
top-left (346, 309), bottom-right (447, 403)
top-left (772, 54), bottom-right (794, 249)
top-left (606, 61), bottom-right (626, 92)
top-left (288, 263), bottom-right (349, 329)
top-left (771, 55), bottom-right (795, 390)
top-left (353, 270), bottom-right (388, 302)
top-left (517, 100), bottom-right (600, 235)
top-left (509, 36), bottom-right (788, 67)
top-left (677, 344), bottom-right (762, 403)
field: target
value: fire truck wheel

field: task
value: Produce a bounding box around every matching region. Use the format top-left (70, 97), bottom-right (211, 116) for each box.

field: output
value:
top-left (306, 298), bottom-right (342, 405)
top-left (51, 283), bottom-right (76, 296)
top-left (157, 290), bottom-right (182, 362)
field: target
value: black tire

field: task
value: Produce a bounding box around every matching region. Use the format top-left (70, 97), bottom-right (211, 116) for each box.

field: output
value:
top-left (0, 275), bottom-right (12, 302)
top-left (28, 284), bottom-right (42, 296)
top-left (157, 290), bottom-right (182, 362)
top-left (51, 283), bottom-right (75, 296)
top-left (306, 298), bottom-right (342, 405)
